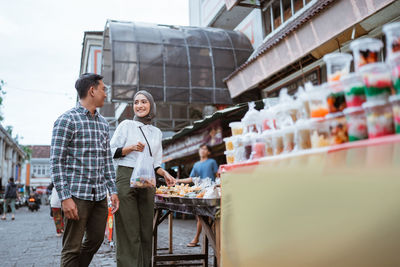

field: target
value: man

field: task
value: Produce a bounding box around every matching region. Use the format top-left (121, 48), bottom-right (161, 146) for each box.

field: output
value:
top-left (50, 73), bottom-right (119, 267)
top-left (1, 177), bottom-right (19, 221)
top-left (177, 144), bottom-right (218, 247)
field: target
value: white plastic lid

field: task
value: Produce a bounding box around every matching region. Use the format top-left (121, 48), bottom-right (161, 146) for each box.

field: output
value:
top-left (323, 52), bottom-right (353, 63)
top-left (383, 22), bottom-right (400, 33)
top-left (350, 37), bottom-right (383, 51)
top-left (325, 112), bottom-right (345, 120)
top-left (241, 102), bottom-right (260, 126)
top-left (295, 119), bottom-right (311, 129)
top-left (343, 106), bottom-right (364, 115)
top-left (362, 99), bottom-right (389, 109)
top-left (229, 121), bottom-right (242, 128)
top-left (389, 94), bottom-right (400, 103)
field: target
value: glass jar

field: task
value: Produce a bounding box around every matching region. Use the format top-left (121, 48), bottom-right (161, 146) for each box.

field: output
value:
top-left (362, 100), bottom-right (394, 138)
top-left (295, 119), bottom-right (312, 150)
top-left (326, 112), bottom-right (348, 145)
top-left (229, 121), bottom-right (244, 136)
top-left (340, 73), bottom-right (366, 107)
top-left (350, 37), bottom-right (383, 71)
top-left (323, 52), bottom-right (353, 82)
top-left (343, 107), bottom-right (368, 141)
top-left (389, 95), bottom-right (400, 134)
top-left (359, 63), bottom-right (392, 102)
top-left (310, 118), bottom-right (330, 148)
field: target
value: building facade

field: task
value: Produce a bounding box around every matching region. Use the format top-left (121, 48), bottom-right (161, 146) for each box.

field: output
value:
top-left (27, 145), bottom-right (51, 193)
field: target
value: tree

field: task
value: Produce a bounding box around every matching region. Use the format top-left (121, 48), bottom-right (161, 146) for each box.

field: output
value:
top-left (0, 79), bottom-right (5, 121)
top-left (21, 145), bottom-right (32, 161)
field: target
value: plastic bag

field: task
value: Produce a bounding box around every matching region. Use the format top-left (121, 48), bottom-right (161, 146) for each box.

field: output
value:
top-left (130, 151), bottom-right (156, 188)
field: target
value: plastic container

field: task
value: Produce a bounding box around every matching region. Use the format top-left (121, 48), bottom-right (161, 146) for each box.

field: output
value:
top-left (297, 85), bottom-right (311, 119)
top-left (242, 134), bottom-right (253, 160)
top-left (359, 63), bottom-right (392, 101)
top-left (323, 53), bottom-right (353, 82)
top-left (350, 38), bottom-right (383, 71)
top-left (362, 100), bottom-right (394, 138)
top-left (343, 107), bottom-right (368, 141)
top-left (282, 126), bottom-right (296, 153)
top-left (276, 89), bottom-right (300, 123)
top-left (224, 150), bottom-right (235, 164)
top-left (310, 118), bottom-right (330, 148)
top-left (229, 121), bottom-right (243, 136)
top-left (326, 112), bottom-right (348, 145)
top-left (251, 135), bottom-right (266, 159)
top-left (383, 22), bottom-right (400, 59)
top-left (262, 130), bottom-right (274, 156)
top-left (242, 102), bottom-right (261, 134)
top-left (260, 102), bottom-right (276, 131)
top-left (271, 130), bottom-right (284, 155)
top-left (327, 81), bottom-right (347, 113)
top-left (389, 95), bottom-right (400, 134)
top-left (308, 84), bottom-right (330, 118)
top-left (340, 73), bottom-right (366, 107)
top-left (387, 52), bottom-right (400, 94)
top-left (295, 119), bottom-right (312, 150)
top-left (223, 136), bottom-right (234, 151)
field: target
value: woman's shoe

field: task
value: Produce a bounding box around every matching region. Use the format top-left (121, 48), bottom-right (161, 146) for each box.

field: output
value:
top-left (1, 217), bottom-right (6, 221)
top-left (11, 216), bottom-right (15, 220)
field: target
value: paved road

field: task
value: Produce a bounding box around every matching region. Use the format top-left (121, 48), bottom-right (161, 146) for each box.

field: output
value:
top-left (0, 204), bottom-right (214, 266)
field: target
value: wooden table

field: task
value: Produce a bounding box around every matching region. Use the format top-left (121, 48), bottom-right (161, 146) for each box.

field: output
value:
top-left (153, 199), bottom-right (220, 266)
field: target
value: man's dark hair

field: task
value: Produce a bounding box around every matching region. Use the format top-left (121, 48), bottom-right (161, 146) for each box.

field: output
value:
top-left (9, 177), bottom-right (14, 183)
top-left (75, 73), bottom-right (103, 99)
top-left (200, 143), bottom-right (212, 153)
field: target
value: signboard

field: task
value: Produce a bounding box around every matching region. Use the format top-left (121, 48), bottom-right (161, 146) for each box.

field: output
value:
top-left (87, 46), bottom-right (102, 74)
top-left (163, 120), bottom-right (223, 162)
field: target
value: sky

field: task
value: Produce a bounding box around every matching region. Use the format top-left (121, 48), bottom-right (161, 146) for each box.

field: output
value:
top-left (0, 0), bottom-right (189, 145)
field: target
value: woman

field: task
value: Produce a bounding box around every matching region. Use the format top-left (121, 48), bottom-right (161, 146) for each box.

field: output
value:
top-left (111, 90), bottom-right (175, 267)
top-left (49, 183), bottom-right (64, 236)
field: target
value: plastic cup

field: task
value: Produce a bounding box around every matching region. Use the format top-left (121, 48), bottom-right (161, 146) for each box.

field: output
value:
top-left (224, 150), bottom-right (235, 164)
top-left (326, 112), bottom-right (348, 145)
top-left (271, 130), bottom-right (284, 155)
top-left (327, 81), bottom-right (347, 113)
top-left (387, 52), bottom-right (400, 94)
top-left (242, 134), bottom-right (252, 160)
top-left (308, 84), bottom-right (330, 118)
top-left (295, 119), bottom-right (311, 150)
top-left (340, 73), bottom-right (366, 107)
top-left (229, 121), bottom-right (243, 136)
top-left (359, 63), bottom-right (392, 101)
top-left (343, 107), bottom-right (368, 141)
top-left (362, 100), bottom-right (394, 138)
top-left (310, 118), bottom-right (330, 148)
top-left (323, 53), bottom-right (353, 82)
top-left (350, 38), bottom-right (383, 71)
top-left (389, 94), bottom-right (400, 134)
top-left (223, 136), bottom-right (234, 151)
top-left (251, 136), bottom-right (266, 159)
top-left (282, 126), bottom-right (296, 153)
top-left (262, 130), bottom-right (274, 156)
top-left (383, 22), bottom-right (400, 59)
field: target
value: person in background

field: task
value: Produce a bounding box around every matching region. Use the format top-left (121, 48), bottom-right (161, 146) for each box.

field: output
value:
top-left (176, 144), bottom-right (219, 247)
top-left (50, 182), bottom-right (64, 237)
top-left (1, 177), bottom-right (19, 220)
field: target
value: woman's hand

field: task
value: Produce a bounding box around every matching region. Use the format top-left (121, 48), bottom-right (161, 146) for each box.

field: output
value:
top-left (164, 172), bottom-right (176, 186)
top-left (122, 142), bottom-right (145, 155)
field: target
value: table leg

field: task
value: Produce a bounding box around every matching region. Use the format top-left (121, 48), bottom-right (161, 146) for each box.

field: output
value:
top-left (202, 227), bottom-right (209, 267)
top-left (168, 213), bottom-right (173, 254)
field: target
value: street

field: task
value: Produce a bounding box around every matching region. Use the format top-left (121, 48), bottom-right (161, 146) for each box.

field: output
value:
top-left (0, 204), bottom-right (212, 266)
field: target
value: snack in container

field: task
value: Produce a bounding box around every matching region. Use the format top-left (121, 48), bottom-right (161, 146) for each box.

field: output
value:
top-left (271, 129), bottom-right (284, 155)
top-left (383, 22), bottom-right (400, 58)
top-left (350, 38), bottom-right (383, 71)
top-left (308, 83), bottom-right (330, 118)
top-left (387, 52), bottom-right (400, 94)
top-left (242, 133), bottom-right (253, 160)
top-left (359, 63), bottom-right (392, 101)
top-left (295, 119), bottom-right (312, 150)
top-left (389, 94), bottom-right (400, 133)
top-left (242, 102), bottom-right (261, 134)
top-left (323, 52), bottom-right (353, 82)
top-left (229, 121), bottom-right (243, 136)
top-left (343, 107), bottom-right (368, 141)
top-left (260, 99), bottom-right (277, 131)
top-left (282, 126), bottom-right (296, 153)
top-left (224, 150), bottom-right (235, 164)
top-left (362, 100), bottom-right (394, 138)
top-left (326, 81), bottom-right (347, 113)
top-left (261, 130), bottom-right (274, 156)
top-left (276, 88), bottom-right (300, 123)
top-left (223, 136), bottom-right (234, 151)
top-left (296, 85), bottom-right (311, 119)
top-left (310, 118), bottom-right (330, 148)
top-left (326, 112), bottom-right (348, 145)
top-left (251, 135), bottom-right (266, 159)
top-left (340, 73), bottom-right (366, 107)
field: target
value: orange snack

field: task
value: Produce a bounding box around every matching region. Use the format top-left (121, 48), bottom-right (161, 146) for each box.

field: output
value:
top-left (311, 108), bottom-right (329, 118)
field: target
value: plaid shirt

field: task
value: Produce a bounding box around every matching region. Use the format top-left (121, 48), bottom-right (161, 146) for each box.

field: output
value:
top-left (50, 102), bottom-right (117, 201)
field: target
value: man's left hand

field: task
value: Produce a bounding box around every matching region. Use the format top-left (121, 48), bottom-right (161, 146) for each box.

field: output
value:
top-left (110, 194), bottom-right (119, 214)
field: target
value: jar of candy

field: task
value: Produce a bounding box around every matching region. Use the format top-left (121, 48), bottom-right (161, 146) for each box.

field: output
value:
top-left (310, 118), bottom-right (330, 148)
top-left (327, 81), bottom-right (347, 113)
top-left (340, 73), bottom-right (366, 107)
top-left (343, 107), bottom-right (368, 141)
top-left (323, 52), bottom-right (353, 82)
top-left (308, 84), bottom-right (330, 118)
top-left (383, 22), bottom-right (400, 59)
top-left (295, 119), bottom-right (312, 150)
top-left (242, 134), bottom-right (253, 160)
top-left (362, 100), bottom-right (394, 138)
top-left (387, 52), bottom-right (400, 95)
top-left (281, 126), bottom-right (296, 153)
top-left (251, 135), bottom-right (266, 159)
top-left (271, 129), bottom-right (284, 155)
top-left (350, 37), bottom-right (383, 71)
top-left (224, 150), bottom-right (235, 164)
top-left (223, 136), bottom-right (234, 151)
top-left (326, 112), bottom-right (348, 145)
top-left (262, 130), bottom-right (274, 156)
top-left (389, 95), bottom-right (400, 134)
top-left (359, 63), bottom-right (392, 101)
top-left (229, 121), bottom-right (244, 136)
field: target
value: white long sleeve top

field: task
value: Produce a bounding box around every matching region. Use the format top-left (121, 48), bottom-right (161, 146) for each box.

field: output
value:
top-left (110, 120), bottom-right (163, 169)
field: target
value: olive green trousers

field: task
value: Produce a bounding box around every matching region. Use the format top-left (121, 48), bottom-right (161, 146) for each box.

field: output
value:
top-left (115, 166), bottom-right (155, 267)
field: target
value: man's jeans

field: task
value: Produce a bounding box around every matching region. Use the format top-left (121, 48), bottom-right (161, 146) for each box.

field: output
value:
top-left (61, 196), bottom-right (107, 267)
